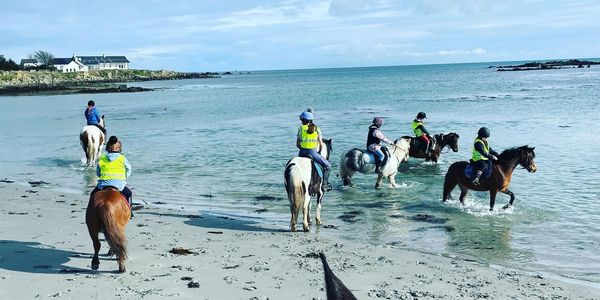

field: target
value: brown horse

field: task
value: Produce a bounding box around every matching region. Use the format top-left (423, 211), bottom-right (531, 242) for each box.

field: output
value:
top-left (404, 132), bottom-right (460, 163)
top-left (85, 188), bottom-right (131, 272)
top-left (443, 145), bottom-right (537, 211)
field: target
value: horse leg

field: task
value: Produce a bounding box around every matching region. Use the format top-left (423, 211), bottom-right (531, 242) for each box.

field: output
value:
top-left (316, 192), bottom-right (323, 226)
top-left (458, 185), bottom-right (469, 205)
top-left (442, 175), bottom-right (457, 202)
top-left (302, 192), bottom-right (310, 232)
top-left (375, 173), bottom-right (384, 189)
top-left (289, 200), bottom-right (297, 232)
top-left (388, 173), bottom-right (398, 188)
top-left (502, 189), bottom-right (515, 209)
top-left (86, 217), bottom-right (101, 270)
top-left (340, 168), bottom-right (354, 187)
top-left (489, 189), bottom-right (498, 211)
top-left (307, 196), bottom-right (312, 225)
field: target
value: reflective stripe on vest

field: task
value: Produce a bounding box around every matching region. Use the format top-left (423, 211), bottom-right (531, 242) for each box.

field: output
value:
top-left (472, 138), bottom-right (490, 161)
top-left (412, 121), bottom-right (424, 137)
top-left (299, 124), bottom-right (319, 149)
top-left (98, 154), bottom-right (127, 180)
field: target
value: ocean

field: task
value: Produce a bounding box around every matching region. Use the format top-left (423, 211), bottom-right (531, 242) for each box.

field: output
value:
top-left (1, 62), bottom-right (599, 284)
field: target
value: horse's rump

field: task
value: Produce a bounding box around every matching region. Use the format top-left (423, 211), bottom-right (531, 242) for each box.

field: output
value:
top-left (87, 189), bottom-right (129, 260)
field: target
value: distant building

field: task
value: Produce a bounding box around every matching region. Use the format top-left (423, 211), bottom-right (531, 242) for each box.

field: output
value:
top-left (20, 58), bottom-right (40, 68)
top-left (23, 54), bottom-right (130, 72)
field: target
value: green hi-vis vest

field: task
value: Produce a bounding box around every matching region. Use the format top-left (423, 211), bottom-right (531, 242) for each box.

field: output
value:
top-left (299, 124), bottom-right (319, 149)
top-left (472, 138), bottom-right (490, 161)
top-left (98, 154), bottom-right (127, 180)
top-left (412, 120), bottom-right (424, 137)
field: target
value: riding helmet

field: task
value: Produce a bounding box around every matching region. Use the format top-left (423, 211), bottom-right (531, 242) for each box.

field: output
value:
top-left (417, 111), bottom-right (426, 119)
top-left (478, 127), bottom-right (490, 138)
top-left (372, 117), bottom-right (384, 126)
top-left (299, 111), bottom-right (314, 121)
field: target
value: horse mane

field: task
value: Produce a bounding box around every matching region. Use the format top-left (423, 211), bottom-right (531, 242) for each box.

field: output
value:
top-left (497, 145), bottom-right (534, 162)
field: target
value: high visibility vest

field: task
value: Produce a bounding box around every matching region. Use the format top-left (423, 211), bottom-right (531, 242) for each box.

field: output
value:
top-left (299, 124), bottom-right (319, 149)
top-left (472, 138), bottom-right (490, 161)
top-left (98, 154), bottom-right (127, 180)
top-left (412, 120), bottom-right (424, 137)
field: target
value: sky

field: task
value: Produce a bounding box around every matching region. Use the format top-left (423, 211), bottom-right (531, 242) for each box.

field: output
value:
top-left (1, 0), bottom-right (599, 71)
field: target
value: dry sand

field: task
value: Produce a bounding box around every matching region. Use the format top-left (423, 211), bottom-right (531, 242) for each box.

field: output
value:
top-left (0, 181), bottom-right (598, 299)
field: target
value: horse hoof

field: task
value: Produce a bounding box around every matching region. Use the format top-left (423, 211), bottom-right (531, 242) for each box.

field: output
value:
top-left (91, 263), bottom-right (99, 270)
top-left (118, 266), bottom-right (126, 273)
top-left (502, 204), bottom-right (511, 210)
top-left (290, 227), bottom-right (296, 232)
top-left (303, 225), bottom-right (310, 232)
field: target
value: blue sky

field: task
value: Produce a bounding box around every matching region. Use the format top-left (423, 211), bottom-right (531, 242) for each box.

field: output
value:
top-left (2, 0), bottom-right (599, 71)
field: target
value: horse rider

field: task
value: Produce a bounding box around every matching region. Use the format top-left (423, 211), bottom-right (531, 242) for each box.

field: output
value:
top-left (367, 117), bottom-right (394, 173)
top-left (471, 127), bottom-right (499, 185)
top-left (297, 111), bottom-right (333, 191)
top-left (89, 136), bottom-right (134, 216)
top-left (85, 100), bottom-right (107, 136)
top-left (412, 111), bottom-right (433, 155)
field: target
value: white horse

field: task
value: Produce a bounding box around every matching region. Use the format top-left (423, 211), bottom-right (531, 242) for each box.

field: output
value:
top-left (339, 138), bottom-right (410, 189)
top-left (80, 115), bottom-right (105, 167)
top-left (284, 139), bottom-right (332, 232)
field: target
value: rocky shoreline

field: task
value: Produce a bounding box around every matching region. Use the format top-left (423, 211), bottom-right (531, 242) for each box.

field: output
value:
top-left (490, 59), bottom-right (599, 71)
top-left (0, 69), bottom-right (220, 96)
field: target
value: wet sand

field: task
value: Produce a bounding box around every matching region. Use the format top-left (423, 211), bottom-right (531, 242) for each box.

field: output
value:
top-left (0, 181), bottom-right (598, 299)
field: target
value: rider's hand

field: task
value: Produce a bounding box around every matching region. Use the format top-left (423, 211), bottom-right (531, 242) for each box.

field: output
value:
top-left (492, 155), bottom-right (498, 161)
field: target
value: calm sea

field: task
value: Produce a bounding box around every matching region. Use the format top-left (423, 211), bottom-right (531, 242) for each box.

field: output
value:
top-left (1, 62), bottom-right (599, 284)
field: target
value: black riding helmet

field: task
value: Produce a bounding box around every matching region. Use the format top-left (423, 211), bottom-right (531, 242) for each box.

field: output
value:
top-left (416, 111), bottom-right (426, 119)
top-left (478, 127), bottom-right (490, 138)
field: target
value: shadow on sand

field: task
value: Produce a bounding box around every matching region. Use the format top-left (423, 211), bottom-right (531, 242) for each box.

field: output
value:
top-left (140, 211), bottom-right (288, 233)
top-left (0, 240), bottom-right (113, 274)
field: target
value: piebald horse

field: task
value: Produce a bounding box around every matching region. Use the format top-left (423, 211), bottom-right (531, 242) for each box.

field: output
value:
top-left (80, 115), bottom-right (105, 167)
top-left (284, 139), bottom-right (332, 232)
top-left (443, 145), bottom-right (537, 211)
top-left (404, 132), bottom-right (460, 163)
top-left (339, 138), bottom-right (411, 189)
top-left (86, 188), bottom-right (131, 272)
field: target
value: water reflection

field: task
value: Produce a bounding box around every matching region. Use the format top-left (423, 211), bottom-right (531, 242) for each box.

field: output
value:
top-left (82, 168), bottom-right (97, 194)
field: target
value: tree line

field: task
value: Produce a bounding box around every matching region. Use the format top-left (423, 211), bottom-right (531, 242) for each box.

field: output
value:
top-left (0, 50), bottom-right (55, 71)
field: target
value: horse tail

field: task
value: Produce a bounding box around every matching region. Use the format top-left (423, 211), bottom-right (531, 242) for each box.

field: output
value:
top-left (345, 149), bottom-right (363, 171)
top-left (99, 198), bottom-right (127, 261)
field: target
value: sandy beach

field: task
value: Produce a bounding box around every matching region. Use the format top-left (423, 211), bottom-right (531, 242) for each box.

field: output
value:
top-left (0, 181), bottom-right (598, 300)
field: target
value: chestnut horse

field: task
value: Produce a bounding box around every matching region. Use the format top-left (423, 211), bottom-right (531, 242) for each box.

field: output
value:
top-left (85, 188), bottom-right (131, 272)
top-left (443, 145), bottom-right (537, 211)
top-left (404, 132), bottom-right (460, 163)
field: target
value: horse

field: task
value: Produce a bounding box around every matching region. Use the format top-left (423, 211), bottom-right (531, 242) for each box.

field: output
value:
top-left (319, 252), bottom-right (357, 300)
top-left (85, 188), bottom-right (131, 272)
top-left (339, 138), bottom-right (411, 189)
top-left (284, 139), bottom-right (332, 232)
top-left (442, 145), bottom-right (537, 211)
top-left (404, 132), bottom-right (460, 163)
top-left (80, 115), bottom-right (105, 167)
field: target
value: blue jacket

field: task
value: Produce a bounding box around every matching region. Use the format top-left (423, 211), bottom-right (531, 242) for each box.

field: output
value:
top-left (96, 153), bottom-right (131, 191)
top-left (85, 107), bottom-right (101, 125)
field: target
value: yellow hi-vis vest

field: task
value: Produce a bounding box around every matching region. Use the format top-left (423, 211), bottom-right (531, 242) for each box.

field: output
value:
top-left (98, 154), bottom-right (127, 180)
top-left (412, 120), bottom-right (424, 137)
top-left (472, 138), bottom-right (490, 161)
top-left (299, 124), bottom-right (319, 149)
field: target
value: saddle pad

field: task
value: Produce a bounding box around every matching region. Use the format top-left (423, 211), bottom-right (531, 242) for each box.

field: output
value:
top-left (465, 162), bottom-right (493, 179)
top-left (313, 161), bottom-right (323, 178)
top-left (361, 151), bottom-right (376, 165)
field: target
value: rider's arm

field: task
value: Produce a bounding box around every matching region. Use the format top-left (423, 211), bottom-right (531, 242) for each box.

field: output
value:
top-left (475, 142), bottom-right (495, 159)
top-left (374, 129), bottom-right (393, 144)
top-left (92, 108), bottom-right (101, 124)
top-left (296, 127), bottom-right (301, 149)
top-left (489, 148), bottom-right (499, 156)
top-left (416, 124), bottom-right (431, 136)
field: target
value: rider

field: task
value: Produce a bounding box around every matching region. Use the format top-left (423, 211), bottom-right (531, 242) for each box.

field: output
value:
top-left (471, 127), bottom-right (499, 185)
top-left (412, 112), bottom-right (432, 155)
top-left (90, 136), bottom-right (133, 216)
top-left (367, 117), bottom-right (394, 173)
top-left (297, 111), bottom-right (332, 191)
top-left (85, 100), bottom-right (107, 136)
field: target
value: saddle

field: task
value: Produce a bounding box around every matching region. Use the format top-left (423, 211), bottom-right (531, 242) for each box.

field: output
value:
top-left (464, 161), bottom-right (493, 179)
top-left (360, 147), bottom-right (390, 166)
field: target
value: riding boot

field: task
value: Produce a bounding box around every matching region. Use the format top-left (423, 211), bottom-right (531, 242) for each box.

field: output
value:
top-left (374, 159), bottom-right (382, 174)
top-left (472, 171), bottom-right (483, 185)
top-left (323, 169), bottom-right (333, 192)
top-left (128, 197), bottom-right (134, 218)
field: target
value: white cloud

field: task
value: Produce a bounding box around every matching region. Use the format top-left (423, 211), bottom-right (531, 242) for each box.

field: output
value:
top-left (404, 48), bottom-right (488, 57)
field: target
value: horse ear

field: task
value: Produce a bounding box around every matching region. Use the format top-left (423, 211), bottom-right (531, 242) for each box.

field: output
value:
top-left (101, 114), bottom-right (105, 119)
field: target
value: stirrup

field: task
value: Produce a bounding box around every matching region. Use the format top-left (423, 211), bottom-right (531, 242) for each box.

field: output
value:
top-left (324, 183), bottom-right (333, 192)
top-left (472, 178), bottom-right (480, 185)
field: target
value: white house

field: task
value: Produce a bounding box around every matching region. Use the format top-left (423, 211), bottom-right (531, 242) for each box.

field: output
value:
top-left (76, 55), bottom-right (130, 70)
top-left (20, 58), bottom-right (41, 68)
top-left (52, 57), bottom-right (88, 73)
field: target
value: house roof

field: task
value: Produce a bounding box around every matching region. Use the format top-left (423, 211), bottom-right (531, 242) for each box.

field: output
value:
top-left (77, 56), bottom-right (130, 65)
top-left (52, 58), bottom-right (74, 65)
top-left (20, 58), bottom-right (38, 64)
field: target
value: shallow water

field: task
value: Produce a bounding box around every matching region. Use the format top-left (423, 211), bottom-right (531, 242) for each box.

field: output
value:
top-left (1, 62), bottom-right (599, 283)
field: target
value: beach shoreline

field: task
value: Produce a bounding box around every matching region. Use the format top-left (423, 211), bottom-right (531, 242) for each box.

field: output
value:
top-left (0, 181), bottom-right (598, 299)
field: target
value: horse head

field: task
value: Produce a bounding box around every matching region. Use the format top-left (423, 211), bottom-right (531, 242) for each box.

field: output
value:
top-left (99, 115), bottom-right (105, 128)
top-left (497, 145), bottom-right (537, 173)
top-left (440, 132), bottom-right (460, 152)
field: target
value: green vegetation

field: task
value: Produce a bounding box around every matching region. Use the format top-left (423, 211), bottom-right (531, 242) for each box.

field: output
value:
top-left (0, 56), bottom-right (20, 71)
top-left (32, 50), bottom-right (54, 68)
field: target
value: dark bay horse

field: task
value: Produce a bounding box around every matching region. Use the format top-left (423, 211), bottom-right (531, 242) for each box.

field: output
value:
top-left (443, 145), bottom-right (537, 211)
top-left (404, 132), bottom-right (460, 163)
top-left (320, 252), bottom-right (357, 300)
top-left (86, 188), bottom-right (131, 272)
